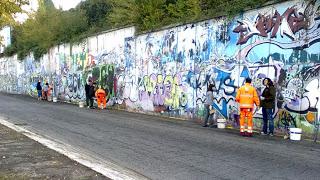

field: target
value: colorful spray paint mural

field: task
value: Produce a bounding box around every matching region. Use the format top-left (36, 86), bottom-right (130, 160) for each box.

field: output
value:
top-left (0, 0), bottom-right (319, 135)
top-left (229, 0), bottom-right (320, 134)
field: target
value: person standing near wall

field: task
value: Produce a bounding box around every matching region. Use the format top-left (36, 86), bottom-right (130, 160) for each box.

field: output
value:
top-left (95, 85), bottom-right (107, 110)
top-left (47, 83), bottom-right (52, 100)
top-left (85, 80), bottom-right (92, 108)
top-left (236, 78), bottom-right (260, 137)
top-left (260, 78), bottom-right (276, 136)
top-left (36, 80), bottom-right (42, 101)
top-left (88, 82), bottom-right (96, 109)
top-left (202, 84), bottom-right (216, 127)
top-left (43, 82), bottom-right (49, 101)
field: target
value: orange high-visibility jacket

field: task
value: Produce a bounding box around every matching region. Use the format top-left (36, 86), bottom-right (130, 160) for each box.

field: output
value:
top-left (95, 88), bottom-right (106, 98)
top-left (236, 83), bottom-right (260, 108)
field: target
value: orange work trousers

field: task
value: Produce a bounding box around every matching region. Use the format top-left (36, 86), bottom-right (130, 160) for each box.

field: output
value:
top-left (239, 108), bottom-right (253, 133)
top-left (97, 96), bottom-right (106, 109)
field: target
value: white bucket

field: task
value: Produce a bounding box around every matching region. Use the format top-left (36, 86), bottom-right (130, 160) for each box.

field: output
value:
top-left (217, 119), bottom-right (226, 129)
top-left (79, 101), bottom-right (84, 108)
top-left (290, 128), bottom-right (302, 141)
top-left (52, 97), bottom-right (57, 103)
top-left (47, 96), bottom-right (52, 102)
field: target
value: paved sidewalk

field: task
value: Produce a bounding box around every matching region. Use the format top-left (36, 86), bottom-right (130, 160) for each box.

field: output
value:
top-left (0, 123), bottom-right (109, 180)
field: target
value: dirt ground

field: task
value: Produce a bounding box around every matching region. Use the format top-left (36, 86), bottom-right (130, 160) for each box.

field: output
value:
top-left (0, 123), bottom-right (109, 180)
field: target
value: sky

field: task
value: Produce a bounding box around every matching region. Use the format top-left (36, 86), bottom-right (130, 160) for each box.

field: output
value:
top-left (52, 0), bottom-right (84, 10)
top-left (14, 0), bottom-right (84, 22)
top-left (1, 0), bottom-right (85, 51)
top-left (14, 0), bottom-right (39, 22)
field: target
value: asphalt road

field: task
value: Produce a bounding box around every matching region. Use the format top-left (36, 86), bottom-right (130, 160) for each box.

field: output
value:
top-left (0, 93), bottom-right (319, 180)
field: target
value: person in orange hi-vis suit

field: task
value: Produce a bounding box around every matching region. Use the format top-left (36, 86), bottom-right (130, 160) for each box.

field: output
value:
top-left (95, 86), bottom-right (107, 109)
top-left (236, 78), bottom-right (260, 137)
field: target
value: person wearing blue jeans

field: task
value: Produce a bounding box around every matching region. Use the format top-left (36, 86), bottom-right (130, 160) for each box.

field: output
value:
top-left (36, 80), bottom-right (42, 101)
top-left (260, 78), bottom-right (276, 136)
top-left (262, 108), bottom-right (274, 135)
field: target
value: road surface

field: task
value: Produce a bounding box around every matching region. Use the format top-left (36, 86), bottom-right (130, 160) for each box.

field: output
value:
top-left (0, 93), bottom-right (319, 180)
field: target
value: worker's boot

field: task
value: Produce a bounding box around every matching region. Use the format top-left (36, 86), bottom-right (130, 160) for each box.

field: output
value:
top-left (246, 132), bottom-right (253, 137)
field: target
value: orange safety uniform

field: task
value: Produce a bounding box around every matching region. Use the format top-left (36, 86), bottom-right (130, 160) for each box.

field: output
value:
top-left (236, 83), bottom-right (260, 135)
top-left (95, 88), bottom-right (107, 109)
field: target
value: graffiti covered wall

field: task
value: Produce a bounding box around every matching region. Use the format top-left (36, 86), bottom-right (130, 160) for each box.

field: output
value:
top-left (0, 0), bottom-right (319, 135)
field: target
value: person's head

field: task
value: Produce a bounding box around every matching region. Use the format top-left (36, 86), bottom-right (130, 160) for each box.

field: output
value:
top-left (245, 77), bottom-right (252, 84)
top-left (46, 82), bottom-right (49, 85)
top-left (263, 78), bottom-right (274, 87)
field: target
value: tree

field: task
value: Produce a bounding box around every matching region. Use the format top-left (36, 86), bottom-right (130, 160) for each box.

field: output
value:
top-left (0, 0), bottom-right (29, 28)
top-left (12, 1), bottom-right (88, 60)
top-left (79, 0), bottom-right (112, 32)
top-left (53, 9), bottom-right (89, 44)
top-left (108, 0), bottom-right (139, 28)
top-left (136, 0), bottom-right (167, 31)
top-left (109, 0), bottom-right (202, 32)
top-left (109, 0), bottom-right (168, 32)
top-left (166, 0), bottom-right (201, 23)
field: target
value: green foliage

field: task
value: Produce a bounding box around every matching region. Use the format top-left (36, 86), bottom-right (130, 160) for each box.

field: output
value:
top-left (0, 0), bottom-right (29, 28)
top-left (166, 0), bottom-right (201, 22)
top-left (80, 0), bottom-right (112, 28)
top-left (3, 44), bottom-right (17, 57)
top-left (55, 10), bottom-right (89, 43)
top-left (11, 0), bottom-right (89, 60)
top-left (109, 0), bottom-right (202, 32)
top-left (136, 0), bottom-right (167, 31)
top-left (109, 0), bottom-right (281, 33)
top-left (4, 0), bottom-right (283, 60)
top-left (108, 0), bottom-right (137, 28)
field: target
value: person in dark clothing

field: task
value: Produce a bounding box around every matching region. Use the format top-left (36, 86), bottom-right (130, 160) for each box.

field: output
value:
top-left (85, 80), bottom-right (93, 108)
top-left (260, 78), bottom-right (276, 136)
top-left (36, 80), bottom-right (42, 101)
top-left (88, 82), bottom-right (96, 109)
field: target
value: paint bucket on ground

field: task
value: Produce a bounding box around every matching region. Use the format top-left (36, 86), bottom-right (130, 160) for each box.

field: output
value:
top-left (217, 119), bottom-right (226, 129)
top-left (52, 97), bottom-right (57, 103)
top-left (47, 96), bottom-right (52, 102)
top-left (290, 128), bottom-right (302, 141)
top-left (79, 101), bottom-right (84, 108)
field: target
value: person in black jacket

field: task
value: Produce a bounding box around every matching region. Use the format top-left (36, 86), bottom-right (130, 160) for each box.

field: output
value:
top-left (85, 80), bottom-right (92, 108)
top-left (36, 80), bottom-right (42, 101)
top-left (88, 82), bottom-right (96, 109)
top-left (260, 78), bottom-right (276, 136)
